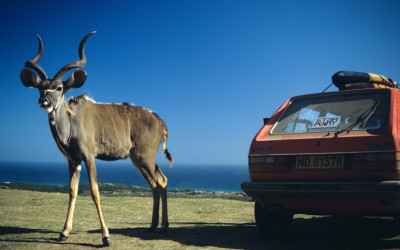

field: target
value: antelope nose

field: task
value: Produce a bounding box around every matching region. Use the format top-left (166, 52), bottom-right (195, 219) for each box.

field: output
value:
top-left (39, 96), bottom-right (52, 107)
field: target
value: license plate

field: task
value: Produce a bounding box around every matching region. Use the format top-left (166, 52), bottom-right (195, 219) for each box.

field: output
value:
top-left (296, 155), bottom-right (344, 169)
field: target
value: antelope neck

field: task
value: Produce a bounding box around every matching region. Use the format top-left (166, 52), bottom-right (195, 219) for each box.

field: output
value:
top-left (48, 96), bottom-right (72, 147)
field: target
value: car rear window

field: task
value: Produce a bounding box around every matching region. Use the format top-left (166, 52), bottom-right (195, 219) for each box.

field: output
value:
top-left (270, 91), bottom-right (388, 135)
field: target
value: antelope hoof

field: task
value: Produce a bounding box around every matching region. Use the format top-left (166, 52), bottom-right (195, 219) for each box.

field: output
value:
top-left (102, 237), bottom-right (111, 246)
top-left (146, 224), bottom-right (157, 233)
top-left (57, 233), bottom-right (68, 242)
top-left (159, 223), bottom-right (169, 234)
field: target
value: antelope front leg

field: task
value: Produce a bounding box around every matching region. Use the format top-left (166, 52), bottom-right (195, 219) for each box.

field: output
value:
top-left (58, 160), bottom-right (81, 242)
top-left (84, 157), bottom-right (111, 246)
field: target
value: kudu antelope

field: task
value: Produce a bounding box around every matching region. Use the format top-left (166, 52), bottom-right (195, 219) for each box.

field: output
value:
top-left (20, 31), bottom-right (173, 246)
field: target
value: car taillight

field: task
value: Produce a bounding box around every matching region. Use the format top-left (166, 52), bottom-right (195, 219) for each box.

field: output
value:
top-left (248, 155), bottom-right (288, 172)
top-left (351, 152), bottom-right (400, 171)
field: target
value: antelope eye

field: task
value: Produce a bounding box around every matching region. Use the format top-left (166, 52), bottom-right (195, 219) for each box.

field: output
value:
top-left (56, 86), bottom-right (63, 91)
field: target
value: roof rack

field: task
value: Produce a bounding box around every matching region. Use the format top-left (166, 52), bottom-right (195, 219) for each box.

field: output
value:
top-left (332, 71), bottom-right (397, 90)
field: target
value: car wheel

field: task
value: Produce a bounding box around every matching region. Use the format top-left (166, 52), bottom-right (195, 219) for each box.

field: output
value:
top-left (393, 212), bottom-right (400, 224)
top-left (255, 202), bottom-right (293, 235)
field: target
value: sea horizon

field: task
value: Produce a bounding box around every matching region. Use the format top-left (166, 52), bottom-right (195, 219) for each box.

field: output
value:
top-left (0, 161), bottom-right (249, 193)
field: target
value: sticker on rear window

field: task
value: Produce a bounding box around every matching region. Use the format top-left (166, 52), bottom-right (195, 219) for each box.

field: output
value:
top-left (312, 116), bottom-right (341, 128)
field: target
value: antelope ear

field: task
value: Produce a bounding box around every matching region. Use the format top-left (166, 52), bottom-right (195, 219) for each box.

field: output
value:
top-left (64, 69), bottom-right (87, 92)
top-left (20, 68), bottom-right (40, 88)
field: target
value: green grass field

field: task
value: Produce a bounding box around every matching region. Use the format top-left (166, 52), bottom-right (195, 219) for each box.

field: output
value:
top-left (0, 188), bottom-right (256, 249)
top-left (2, 188), bottom-right (400, 249)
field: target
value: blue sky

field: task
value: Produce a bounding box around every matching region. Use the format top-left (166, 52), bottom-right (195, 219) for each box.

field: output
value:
top-left (1, 0), bottom-right (399, 165)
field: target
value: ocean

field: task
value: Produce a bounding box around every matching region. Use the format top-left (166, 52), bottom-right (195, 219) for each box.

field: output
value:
top-left (0, 161), bottom-right (249, 193)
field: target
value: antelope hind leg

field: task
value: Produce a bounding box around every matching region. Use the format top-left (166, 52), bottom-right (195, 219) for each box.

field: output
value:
top-left (158, 185), bottom-right (169, 234)
top-left (156, 166), bottom-right (169, 234)
top-left (147, 187), bottom-right (160, 233)
top-left (130, 157), bottom-right (169, 234)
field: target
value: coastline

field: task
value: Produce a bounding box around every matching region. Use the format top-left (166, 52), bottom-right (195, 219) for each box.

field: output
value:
top-left (0, 182), bottom-right (251, 201)
top-left (0, 161), bottom-right (249, 193)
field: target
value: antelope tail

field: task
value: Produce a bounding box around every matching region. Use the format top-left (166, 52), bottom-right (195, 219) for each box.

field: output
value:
top-left (162, 128), bottom-right (174, 167)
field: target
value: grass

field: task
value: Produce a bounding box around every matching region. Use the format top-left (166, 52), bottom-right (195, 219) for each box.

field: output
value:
top-left (0, 188), bottom-right (255, 249)
top-left (2, 188), bottom-right (400, 249)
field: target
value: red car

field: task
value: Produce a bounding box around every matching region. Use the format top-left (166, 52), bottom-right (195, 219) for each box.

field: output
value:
top-left (241, 71), bottom-right (400, 233)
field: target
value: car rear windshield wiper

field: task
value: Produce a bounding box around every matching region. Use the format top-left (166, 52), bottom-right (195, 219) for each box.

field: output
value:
top-left (335, 100), bottom-right (382, 137)
top-left (361, 100), bottom-right (381, 128)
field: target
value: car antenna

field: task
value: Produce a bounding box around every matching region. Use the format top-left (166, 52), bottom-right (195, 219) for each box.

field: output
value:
top-left (322, 83), bottom-right (334, 93)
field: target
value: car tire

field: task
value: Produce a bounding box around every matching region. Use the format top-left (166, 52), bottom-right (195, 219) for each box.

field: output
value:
top-left (393, 212), bottom-right (400, 224)
top-left (255, 201), bottom-right (293, 235)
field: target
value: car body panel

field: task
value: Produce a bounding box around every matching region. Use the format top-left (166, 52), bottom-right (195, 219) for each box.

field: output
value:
top-left (242, 73), bottom-right (400, 217)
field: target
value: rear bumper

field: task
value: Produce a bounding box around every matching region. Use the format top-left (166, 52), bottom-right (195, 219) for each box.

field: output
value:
top-left (241, 181), bottom-right (400, 200)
